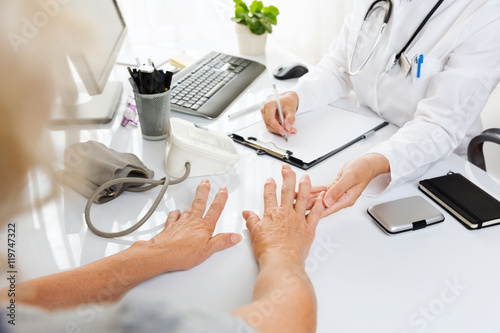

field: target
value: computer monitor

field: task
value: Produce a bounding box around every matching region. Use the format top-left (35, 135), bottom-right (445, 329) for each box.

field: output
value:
top-left (51, 0), bottom-right (127, 125)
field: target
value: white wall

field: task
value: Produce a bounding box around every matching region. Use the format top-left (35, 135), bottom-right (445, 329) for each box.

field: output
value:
top-left (117, 0), bottom-right (352, 65)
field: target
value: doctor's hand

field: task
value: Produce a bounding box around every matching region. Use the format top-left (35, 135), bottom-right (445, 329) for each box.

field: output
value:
top-left (145, 179), bottom-right (242, 272)
top-left (261, 92), bottom-right (299, 138)
top-left (321, 154), bottom-right (390, 217)
top-left (242, 164), bottom-right (325, 266)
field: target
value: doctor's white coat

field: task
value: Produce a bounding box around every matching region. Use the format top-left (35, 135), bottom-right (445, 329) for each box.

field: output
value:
top-left (292, 0), bottom-right (500, 192)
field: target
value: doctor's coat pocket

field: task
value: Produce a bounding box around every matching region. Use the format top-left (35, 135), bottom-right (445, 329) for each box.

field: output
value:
top-left (411, 58), bottom-right (447, 83)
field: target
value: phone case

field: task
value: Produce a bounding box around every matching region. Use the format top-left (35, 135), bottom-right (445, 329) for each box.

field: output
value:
top-left (367, 196), bottom-right (445, 235)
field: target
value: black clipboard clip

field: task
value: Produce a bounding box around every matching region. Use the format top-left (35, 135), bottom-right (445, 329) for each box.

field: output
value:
top-left (229, 121), bottom-right (389, 170)
top-left (229, 133), bottom-right (316, 169)
top-left (229, 134), bottom-right (291, 158)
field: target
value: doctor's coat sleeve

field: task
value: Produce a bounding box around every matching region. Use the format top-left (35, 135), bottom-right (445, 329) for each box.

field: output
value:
top-left (290, 14), bottom-right (354, 112)
top-left (367, 6), bottom-right (500, 193)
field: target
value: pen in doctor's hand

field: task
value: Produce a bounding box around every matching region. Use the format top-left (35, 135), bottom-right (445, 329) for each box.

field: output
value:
top-left (273, 84), bottom-right (288, 142)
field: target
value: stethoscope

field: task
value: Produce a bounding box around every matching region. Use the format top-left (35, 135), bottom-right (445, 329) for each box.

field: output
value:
top-left (341, 0), bottom-right (445, 76)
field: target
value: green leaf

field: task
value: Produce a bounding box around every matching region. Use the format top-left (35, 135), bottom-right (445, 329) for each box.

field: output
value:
top-left (262, 12), bottom-right (277, 25)
top-left (261, 19), bottom-right (273, 33)
top-left (235, 6), bottom-right (249, 20)
top-left (253, 12), bottom-right (264, 19)
top-left (233, 0), bottom-right (249, 13)
top-left (233, 0), bottom-right (279, 35)
top-left (250, 1), bottom-right (263, 14)
top-left (247, 16), bottom-right (266, 35)
top-left (246, 16), bottom-right (260, 30)
top-left (252, 25), bottom-right (267, 35)
top-left (263, 5), bottom-right (279, 17)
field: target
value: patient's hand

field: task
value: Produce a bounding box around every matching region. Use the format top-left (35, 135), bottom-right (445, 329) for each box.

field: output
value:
top-left (11, 179), bottom-right (242, 310)
top-left (146, 179), bottom-right (242, 272)
top-left (243, 164), bottom-right (325, 267)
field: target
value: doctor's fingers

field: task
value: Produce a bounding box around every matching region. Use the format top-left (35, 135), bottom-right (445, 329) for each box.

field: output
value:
top-left (299, 185), bottom-right (327, 211)
top-left (297, 184), bottom-right (326, 199)
top-left (322, 169), bottom-right (361, 208)
top-left (261, 101), bottom-right (286, 136)
top-left (280, 92), bottom-right (298, 129)
top-left (321, 185), bottom-right (365, 218)
top-left (283, 112), bottom-right (297, 134)
top-left (322, 175), bottom-right (367, 216)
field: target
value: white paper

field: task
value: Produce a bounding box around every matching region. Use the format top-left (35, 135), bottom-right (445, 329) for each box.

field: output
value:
top-left (234, 105), bottom-right (386, 163)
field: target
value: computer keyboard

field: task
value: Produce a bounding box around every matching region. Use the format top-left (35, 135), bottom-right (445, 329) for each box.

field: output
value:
top-left (170, 51), bottom-right (266, 119)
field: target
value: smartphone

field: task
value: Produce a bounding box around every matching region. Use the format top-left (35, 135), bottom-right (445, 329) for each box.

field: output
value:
top-left (367, 196), bottom-right (445, 235)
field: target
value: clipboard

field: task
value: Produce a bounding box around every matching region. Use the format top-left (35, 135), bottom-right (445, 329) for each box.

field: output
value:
top-left (229, 105), bottom-right (389, 170)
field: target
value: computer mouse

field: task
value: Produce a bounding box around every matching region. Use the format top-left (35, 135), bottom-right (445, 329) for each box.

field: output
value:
top-left (273, 63), bottom-right (309, 80)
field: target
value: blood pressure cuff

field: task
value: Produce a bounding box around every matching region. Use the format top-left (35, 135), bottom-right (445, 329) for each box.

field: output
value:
top-left (58, 141), bottom-right (154, 204)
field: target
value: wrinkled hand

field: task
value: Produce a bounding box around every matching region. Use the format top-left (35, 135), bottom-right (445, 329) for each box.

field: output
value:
top-left (243, 164), bottom-right (325, 266)
top-left (148, 179), bottom-right (242, 272)
top-left (261, 92), bottom-right (299, 138)
top-left (321, 154), bottom-right (390, 217)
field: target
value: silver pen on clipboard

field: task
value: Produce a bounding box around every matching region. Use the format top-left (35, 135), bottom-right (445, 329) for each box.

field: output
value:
top-left (273, 84), bottom-right (288, 142)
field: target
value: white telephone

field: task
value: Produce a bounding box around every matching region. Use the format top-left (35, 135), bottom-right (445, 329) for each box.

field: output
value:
top-left (165, 118), bottom-right (239, 178)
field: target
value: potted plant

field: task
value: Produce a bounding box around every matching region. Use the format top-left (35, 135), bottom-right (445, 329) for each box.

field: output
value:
top-left (231, 0), bottom-right (280, 55)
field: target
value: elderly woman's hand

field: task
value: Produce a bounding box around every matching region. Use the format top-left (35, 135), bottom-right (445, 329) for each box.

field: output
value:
top-left (243, 164), bottom-right (325, 267)
top-left (145, 179), bottom-right (242, 272)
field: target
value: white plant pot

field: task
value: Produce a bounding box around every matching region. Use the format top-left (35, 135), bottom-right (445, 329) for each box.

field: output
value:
top-left (234, 23), bottom-right (268, 56)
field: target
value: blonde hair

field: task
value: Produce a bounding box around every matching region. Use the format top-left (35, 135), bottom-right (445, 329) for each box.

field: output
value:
top-left (0, 0), bottom-right (88, 222)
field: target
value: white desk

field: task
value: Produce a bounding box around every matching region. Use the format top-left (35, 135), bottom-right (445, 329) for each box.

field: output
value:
top-left (7, 45), bottom-right (500, 333)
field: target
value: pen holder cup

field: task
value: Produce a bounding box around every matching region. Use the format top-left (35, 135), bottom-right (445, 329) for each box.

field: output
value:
top-left (134, 90), bottom-right (171, 140)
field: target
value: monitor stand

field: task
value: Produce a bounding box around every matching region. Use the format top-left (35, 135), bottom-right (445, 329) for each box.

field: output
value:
top-left (50, 81), bottom-right (123, 126)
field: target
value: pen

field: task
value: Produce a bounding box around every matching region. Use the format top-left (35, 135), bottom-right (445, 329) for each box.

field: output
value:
top-left (127, 67), bottom-right (140, 89)
top-left (273, 84), bottom-right (287, 142)
top-left (417, 54), bottom-right (424, 78)
top-left (228, 102), bottom-right (264, 119)
top-left (128, 77), bottom-right (139, 93)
